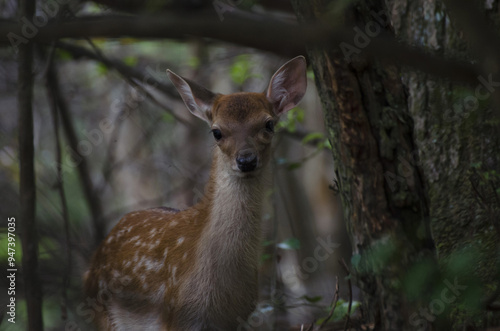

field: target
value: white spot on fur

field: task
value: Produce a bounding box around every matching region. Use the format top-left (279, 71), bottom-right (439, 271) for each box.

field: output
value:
top-left (169, 220), bottom-right (178, 227)
top-left (143, 258), bottom-right (161, 273)
top-left (162, 247), bottom-right (169, 264)
top-left (177, 237), bottom-right (185, 245)
top-left (152, 284), bottom-right (166, 303)
top-left (106, 236), bottom-right (114, 244)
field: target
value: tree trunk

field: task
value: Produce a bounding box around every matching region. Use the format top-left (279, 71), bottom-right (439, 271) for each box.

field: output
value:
top-left (388, 0), bottom-right (500, 328)
top-left (292, 0), bottom-right (434, 329)
top-left (293, 0), bottom-right (500, 329)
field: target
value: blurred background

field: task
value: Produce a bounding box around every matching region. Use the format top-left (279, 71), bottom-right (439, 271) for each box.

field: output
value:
top-left (0, 7), bottom-right (351, 329)
top-left (2, 0), bottom-right (500, 330)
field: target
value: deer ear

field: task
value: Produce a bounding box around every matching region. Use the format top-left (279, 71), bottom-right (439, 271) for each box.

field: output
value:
top-left (167, 70), bottom-right (217, 124)
top-left (266, 56), bottom-right (307, 116)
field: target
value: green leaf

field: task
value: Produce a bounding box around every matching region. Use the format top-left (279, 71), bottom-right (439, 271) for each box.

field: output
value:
top-left (56, 49), bottom-right (72, 60)
top-left (470, 162), bottom-right (482, 169)
top-left (261, 240), bottom-right (275, 247)
top-left (286, 162), bottom-right (302, 171)
top-left (230, 54), bottom-right (252, 86)
top-left (307, 69), bottom-right (315, 80)
top-left (277, 238), bottom-right (301, 250)
top-left (316, 300), bottom-right (361, 324)
top-left (260, 253), bottom-right (272, 262)
top-left (302, 295), bottom-right (323, 303)
top-left (162, 112), bottom-right (175, 123)
top-left (351, 254), bottom-right (361, 268)
top-left (123, 56), bottom-right (138, 67)
top-left (188, 56), bottom-right (200, 69)
top-left (96, 62), bottom-right (108, 75)
top-left (323, 139), bottom-right (332, 150)
top-left (277, 107), bottom-right (305, 133)
top-left (302, 132), bottom-right (325, 144)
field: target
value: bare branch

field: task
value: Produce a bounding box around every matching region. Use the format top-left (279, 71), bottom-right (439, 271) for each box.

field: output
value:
top-left (46, 61), bottom-right (106, 246)
top-left (0, 12), bottom-right (483, 85)
top-left (45, 51), bottom-right (72, 322)
top-left (318, 276), bottom-right (340, 330)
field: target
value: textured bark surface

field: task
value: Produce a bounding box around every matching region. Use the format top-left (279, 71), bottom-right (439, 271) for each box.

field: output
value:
top-left (387, 0), bottom-right (500, 327)
top-left (292, 0), bottom-right (433, 329)
top-left (293, 0), bottom-right (500, 329)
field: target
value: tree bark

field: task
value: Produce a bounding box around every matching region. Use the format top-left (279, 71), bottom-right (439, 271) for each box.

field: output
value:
top-left (292, 0), bottom-right (434, 329)
top-left (293, 0), bottom-right (500, 329)
top-left (18, 0), bottom-right (44, 329)
top-left (387, 0), bottom-right (500, 327)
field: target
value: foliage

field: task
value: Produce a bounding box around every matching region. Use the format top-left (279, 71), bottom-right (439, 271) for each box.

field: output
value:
top-left (276, 107), bottom-right (304, 132)
top-left (316, 299), bottom-right (361, 324)
top-left (229, 54), bottom-right (260, 87)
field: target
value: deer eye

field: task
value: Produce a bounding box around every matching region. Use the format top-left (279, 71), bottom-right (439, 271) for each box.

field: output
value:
top-left (265, 120), bottom-right (274, 133)
top-left (211, 129), bottom-right (222, 141)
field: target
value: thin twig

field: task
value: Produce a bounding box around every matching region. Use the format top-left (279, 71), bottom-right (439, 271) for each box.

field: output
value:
top-left (339, 259), bottom-right (352, 331)
top-left (56, 41), bottom-right (190, 125)
top-left (47, 60), bottom-right (106, 246)
top-left (82, 38), bottom-right (190, 125)
top-left (305, 321), bottom-right (315, 331)
top-left (96, 113), bottom-right (173, 195)
top-left (318, 276), bottom-right (340, 330)
top-left (18, 0), bottom-right (44, 328)
top-left (46, 53), bottom-right (72, 322)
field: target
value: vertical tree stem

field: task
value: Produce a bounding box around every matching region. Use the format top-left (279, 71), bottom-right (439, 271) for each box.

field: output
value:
top-left (18, 0), bottom-right (44, 329)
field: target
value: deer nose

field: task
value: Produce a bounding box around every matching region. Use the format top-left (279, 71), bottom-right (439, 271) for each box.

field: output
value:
top-left (236, 153), bottom-right (257, 172)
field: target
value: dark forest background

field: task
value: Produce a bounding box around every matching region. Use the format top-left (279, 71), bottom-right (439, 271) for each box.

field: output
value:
top-left (0, 0), bottom-right (499, 330)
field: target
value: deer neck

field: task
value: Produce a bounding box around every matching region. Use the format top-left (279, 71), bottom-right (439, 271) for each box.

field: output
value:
top-left (177, 149), bottom-right (269, 328)
top-left (199, 148), bottom-right (268, 267)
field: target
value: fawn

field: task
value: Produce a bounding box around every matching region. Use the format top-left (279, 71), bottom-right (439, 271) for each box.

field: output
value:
top-left (84, 56), bottom-right (307, 330)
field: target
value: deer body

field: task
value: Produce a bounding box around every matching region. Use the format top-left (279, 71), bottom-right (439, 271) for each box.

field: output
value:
top-left (84, 57), bottom-right (307, 330)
